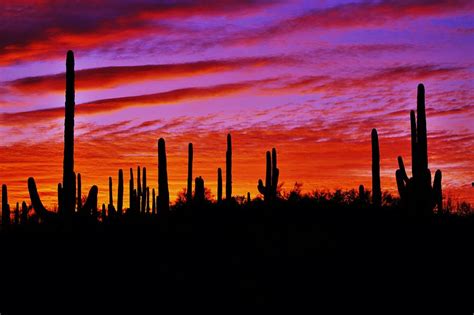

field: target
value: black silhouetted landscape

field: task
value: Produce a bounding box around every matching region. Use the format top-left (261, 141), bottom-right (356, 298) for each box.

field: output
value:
top-left (1, 51), bottom-right (474, 313)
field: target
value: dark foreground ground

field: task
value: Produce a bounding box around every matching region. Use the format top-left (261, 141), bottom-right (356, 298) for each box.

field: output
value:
top-left (1, 202), bottom-right (474, 313)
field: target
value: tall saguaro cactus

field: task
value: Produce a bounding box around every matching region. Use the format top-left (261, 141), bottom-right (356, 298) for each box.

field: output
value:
top-left (158, 138), bottom-right (170, 213)
top-left (217, 168), bottom-right (222, 203)
top-left (257, 148), bottom-right (279, 201)
top-left (117, 169), bottom-right (123, 215)
top-left (141, 167), bottom-right (147, 214)
top-left (63, 50), bottom-right (75, 216)
top-left (2, 184), bottom-right (10, 226)
top-left (137, 166), bottom-right (141, 212)
top-left (77, 173), bottom-right (82, 211)
top-left (226, 134), bottom-right (232, 200)
top-left (27, 51), bottom-right (98, 221)
top-left (187, 143), bottom-right (193, 202)
top-left (109, 177), bottom-right (113, 208)
top-left (396, 84), bottom-right (442, 215)
top-left (152, 188), bottom-right (156, 215)
top-left (129, 168), bottom-right (134, 211)
top-left (371, 129), bottom-right (382, 207)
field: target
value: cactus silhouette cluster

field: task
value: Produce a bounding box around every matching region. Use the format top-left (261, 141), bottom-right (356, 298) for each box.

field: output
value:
top-left (0, 51), bottom-right (454, 227)
top-left (395, 84), bottom-right (442, 215)
top-left (257, 148), bottom-right (279, 201)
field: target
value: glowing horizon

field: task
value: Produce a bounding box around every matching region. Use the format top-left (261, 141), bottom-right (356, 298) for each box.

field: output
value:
top-left (1, 0), bottom-right (473, 208)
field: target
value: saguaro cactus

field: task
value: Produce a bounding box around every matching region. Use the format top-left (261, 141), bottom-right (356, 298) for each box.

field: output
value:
top-left (63, 50), bottom-right (75, 216)
top-left (359, 185), bottom-right (366, 203)
top-left (396, 84), bottom-right (442, 215)
top-left (109, 177), bottom-right (114, 208)
top-left (108, 176), bottom-right (116, 217)
top-left (137, 166), bottom-right (141, 212)
top-left (152, 188), bottom-right (156, 215)
top-left (58, 183), bottom-right (63, 213)
top-left (371, 129), bottom-right (382, 207)
top-left (141, 167), bottom-right (147, 214)
top-left (217, 168), bottom-right (222, 203)
top-left (194, 177), bottom-right (205, 204)
top-left (117, 169), bottom-right (123, 215)
top-left (101, 204), bottom-right (106, 222)
top-left (257, 148), bottom-right (279, 201)
top-left (187, 143), bottom-right (193, 202)
top-left (158, 138), bottom-right (170, 213)
top-left (226, 134), bottom-right (232, 200)
top-left (129, 168), bottom-right (134, 211)
top-left (28, 51), bottom-right (98, 221)
top-left (2, 184), bottom-right (10, 226)
top-left (81, 185), bottom-right (99, 217)
top-left (14, 202), bottom-right (20, 225)
top-left (146, 187), bottom-right (150, 214)
top-left (20, 201), bottom-right (28, 224)
top-left (77, 173), bottom-right (82, 211)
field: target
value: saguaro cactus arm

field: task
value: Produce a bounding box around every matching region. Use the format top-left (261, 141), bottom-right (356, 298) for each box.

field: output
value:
top-left (27, 177), bottom-right (54, 220)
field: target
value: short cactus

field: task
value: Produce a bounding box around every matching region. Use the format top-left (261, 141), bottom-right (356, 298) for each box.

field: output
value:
top-left (257, 148), bottom-right (279, 201)
top-left (194, 176), bottom-right (205, 204)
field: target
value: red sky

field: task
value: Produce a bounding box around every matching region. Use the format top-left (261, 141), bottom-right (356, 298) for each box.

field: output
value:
top-left (1, 0), bottom-right (473, 207)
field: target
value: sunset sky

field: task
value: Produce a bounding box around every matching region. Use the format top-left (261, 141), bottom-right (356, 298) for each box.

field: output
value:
top-left (1, 0), bottom-right (473, 208)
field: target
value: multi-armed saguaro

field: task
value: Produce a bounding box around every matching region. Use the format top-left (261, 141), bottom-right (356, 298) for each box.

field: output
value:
top-left (396, 84), bottom-right (442, 215)
top-left (226, 134), bottom-right (232, 200)
top-left (371, 129), bottom-right (382, 207)
top-left (28, 51), bottom-right (97, 220)
top-left (258, 148), bottom-right (279, 201)
top-left (157, 138), bottom-right (170, 213)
